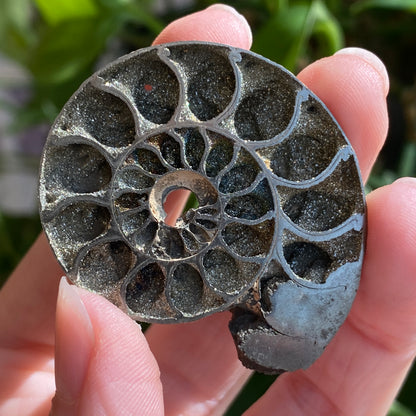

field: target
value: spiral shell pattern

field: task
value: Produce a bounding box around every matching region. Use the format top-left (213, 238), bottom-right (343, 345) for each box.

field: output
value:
top-left (39, 42), bottom-right (365, 370)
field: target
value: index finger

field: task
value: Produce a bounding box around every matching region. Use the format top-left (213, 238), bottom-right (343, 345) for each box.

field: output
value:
top-left (297, 48), bottom-right (389, 182)
top-left (147, 45), bottom-right (390, 416)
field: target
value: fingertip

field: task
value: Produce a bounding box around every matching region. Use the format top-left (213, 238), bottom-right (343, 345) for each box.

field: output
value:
top-left (392, 176), bottom-right (416, 189)
top-left (153, 4), bottom-right (252, 49)
top-left (297, 51), bottom-right (389, 182)
top-left (57, 277), bottom-right (94, 342)
top-left (352, 178), bottom-right (416, 351)
top-left (163, 188), bottom-right (190, 226)
top-left (367, 176), bottom-right (416, 219)
top-left (206, 3), bottom-right (252, 42)
top-left (52, 277), bottom-right (95, 415)
top-left (74, 290), bottom-right (164, 415)
top-left (335, 47), bottom-right (389, 97)
top-left (366, 177), bottom-right (416, 255)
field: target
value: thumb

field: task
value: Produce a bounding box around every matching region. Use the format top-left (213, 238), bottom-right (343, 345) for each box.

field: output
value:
top-left (51, 277), bottom-right (163, 415)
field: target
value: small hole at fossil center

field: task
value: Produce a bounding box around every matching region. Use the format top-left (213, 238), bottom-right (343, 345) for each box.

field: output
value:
top-left (162, 189), bottom-right (199, 226)
top-left (150, 170), bottom-right (217, 227)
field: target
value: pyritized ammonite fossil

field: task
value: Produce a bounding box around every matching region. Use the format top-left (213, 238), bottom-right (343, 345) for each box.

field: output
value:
top-left (39, 42), bottom-right (366, 374)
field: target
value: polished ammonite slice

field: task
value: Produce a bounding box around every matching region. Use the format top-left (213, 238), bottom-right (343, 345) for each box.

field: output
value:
top-left (39, 42), bottom-right (366, 374)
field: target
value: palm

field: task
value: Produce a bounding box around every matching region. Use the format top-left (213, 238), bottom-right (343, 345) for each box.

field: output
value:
top-left (1, 5), bottom-right (415, 416)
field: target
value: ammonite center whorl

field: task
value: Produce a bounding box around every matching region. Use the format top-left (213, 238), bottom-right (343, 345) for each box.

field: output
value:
top-left (39, 42), bottom-right (366, 374)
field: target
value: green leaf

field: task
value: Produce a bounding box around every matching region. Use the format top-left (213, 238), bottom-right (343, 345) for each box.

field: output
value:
top-left (34, 0), bottom-right (99, 25)
top-left (398, 142), bottom-right (416, 178)
top-left (351, 0), bottom-right (416, 14)
top-left (252, 2), bottom-right (312, 71)
top-left (0, 212), bottom-right (41, 286)
top-left (96, 0), bottom-right (163, 33)
top-left (0, 212), bottom-right (19, 264)
top-left (0, 0), bottom-right (36, 62)
top-left (96, 0), bottom-right (134, 8)
top-left (252, 0), bottom-right (344, 71)
top-left (1, 0), bottom-right (32, 32)
top-left (184, 192), bottom-right (199, 213)
top-left (388, 400), bottom-right (416, 416)
top-left (27, 17), bottom-right (117, 84)
top-left (121, 3), bottom-right (164, 33)
top-left (312, 0), bottom-right (344, 54)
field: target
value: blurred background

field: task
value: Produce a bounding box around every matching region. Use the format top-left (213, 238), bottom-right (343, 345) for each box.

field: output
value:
top-left (0, 0), bottom-right (415, 414)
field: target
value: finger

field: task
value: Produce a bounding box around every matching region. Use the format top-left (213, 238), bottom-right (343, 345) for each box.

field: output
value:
top-left (146, 5), bottom-right (254, 415)
top-left (0, 331), bottom-right (54, 416)
top-left (245, 178), bottom-right (416, 415)
top-left (146, 313), bottom-right (251, 416)
top-left (297, 47), bottom-right (389, 182)
top-left (152, 3), bottom-right (253, 221)
top-left (0, 233), bottom-right (63, 347)
top-left (51, 277), bottom-right (94, 415)
top-left (0, 3), bottom-right (253, 348)
top-left (153, 4), bottom-right (252, 49)
top-left (163, 188), bottom-right (190, 226)
top-left (52, 278), bottom-right (163, 415)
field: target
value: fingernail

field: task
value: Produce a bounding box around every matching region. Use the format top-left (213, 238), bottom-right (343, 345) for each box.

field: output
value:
top-left (53, 277), bottom-right (94, 412)
top-left (335, 47), bottom-right (389, 96)
top-left (57, 277), bottom-right (94, 342)
top-left (205, 4), bottom-right (252, 47)
top-left (394, 177), bottom-right (416, 187)
top-left (207, 3), bottom-right (244, 19)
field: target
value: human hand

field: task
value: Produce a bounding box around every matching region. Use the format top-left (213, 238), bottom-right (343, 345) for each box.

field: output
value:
top-left (1, 4), bottom-right (415, 415)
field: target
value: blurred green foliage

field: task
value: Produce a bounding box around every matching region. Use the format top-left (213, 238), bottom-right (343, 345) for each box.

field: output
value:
top-left (252, 0), bottom-right (344, 70)
top-left (0, 0), bottom-right (163, 126)
top-left (0, 0), bottom-right (415, 414)
top-left (0, 213), bottom-right (41, 287)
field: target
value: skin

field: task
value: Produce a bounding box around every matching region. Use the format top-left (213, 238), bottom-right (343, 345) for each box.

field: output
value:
top-left (0, 4), bottom-right (415, 415)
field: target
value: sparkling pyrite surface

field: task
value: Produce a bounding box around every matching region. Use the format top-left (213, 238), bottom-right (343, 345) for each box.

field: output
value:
top-left (39, 42), bottom-right (366, 374)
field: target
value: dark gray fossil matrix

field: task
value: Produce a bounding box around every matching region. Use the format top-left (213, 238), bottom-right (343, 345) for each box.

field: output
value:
top-left (39, 42), bottom-right (366, 374)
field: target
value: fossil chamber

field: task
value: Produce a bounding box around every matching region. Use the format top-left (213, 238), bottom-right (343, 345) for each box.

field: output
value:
top-left (39, 42), bottom-right (366, 374)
